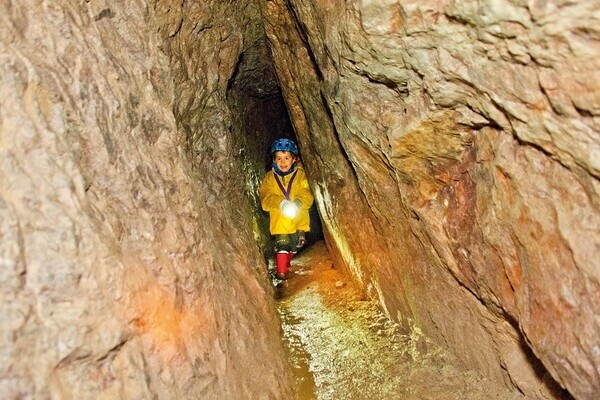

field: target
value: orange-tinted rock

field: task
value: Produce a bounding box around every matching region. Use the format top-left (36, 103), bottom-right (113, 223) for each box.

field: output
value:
top-left (0, 1), bottom-right (293, 399)
top-left (261, 0), bottom-right (598, 398)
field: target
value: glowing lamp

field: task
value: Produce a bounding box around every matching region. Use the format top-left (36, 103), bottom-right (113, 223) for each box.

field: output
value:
top-left (282, 202), bottom-right (299, 218)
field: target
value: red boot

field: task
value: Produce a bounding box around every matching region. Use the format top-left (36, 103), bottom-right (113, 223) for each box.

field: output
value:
top-left (276, 251), bottom-right (289, 279)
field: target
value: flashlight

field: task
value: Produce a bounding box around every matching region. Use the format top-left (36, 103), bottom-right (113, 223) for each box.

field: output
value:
top-left (281, 201), bottom-right (299, 219)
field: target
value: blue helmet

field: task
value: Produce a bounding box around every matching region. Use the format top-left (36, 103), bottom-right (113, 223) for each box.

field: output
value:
top-left (270, 138), bottom-right (298, 157)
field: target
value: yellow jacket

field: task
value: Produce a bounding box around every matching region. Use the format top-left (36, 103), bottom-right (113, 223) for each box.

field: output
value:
top-left (259, 166), bottom-right (314, 235)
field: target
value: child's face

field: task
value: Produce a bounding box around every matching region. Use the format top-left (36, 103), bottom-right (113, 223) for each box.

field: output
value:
top-left (274, 151), bottom-right (295, 173)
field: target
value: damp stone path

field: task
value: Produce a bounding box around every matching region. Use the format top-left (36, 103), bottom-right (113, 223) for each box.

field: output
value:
top-left (274, 241), bottom-right (525, 400)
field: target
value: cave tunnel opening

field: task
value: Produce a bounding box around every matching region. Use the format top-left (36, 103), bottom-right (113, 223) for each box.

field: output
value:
top-left (225, 34), bottom-right (324, 268)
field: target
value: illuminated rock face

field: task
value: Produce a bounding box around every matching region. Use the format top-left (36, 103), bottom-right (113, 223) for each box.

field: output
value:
top-left (0, 1), bottom-right (292, 399)
top-left (2, 1), bottom-right (598, 399)
top-left (261, 1), bottom-right (599, 399)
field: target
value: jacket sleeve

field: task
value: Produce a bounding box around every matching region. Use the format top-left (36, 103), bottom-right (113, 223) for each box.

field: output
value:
top-left (259, 172), bottom-right (284, 212)
top-left (294, 171), bottom-right (314, 209)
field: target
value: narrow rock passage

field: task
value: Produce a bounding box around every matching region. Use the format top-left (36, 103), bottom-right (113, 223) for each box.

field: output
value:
top-left (275, 242), bottom-right (525, 400)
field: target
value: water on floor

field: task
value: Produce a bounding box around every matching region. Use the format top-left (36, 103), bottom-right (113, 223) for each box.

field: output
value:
top-left (273, 241), bottom-right (525, 400)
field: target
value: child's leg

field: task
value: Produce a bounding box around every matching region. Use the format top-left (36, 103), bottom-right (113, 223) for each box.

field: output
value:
top-left (289, 231), bottom-right (306, 261)
top-left (276, 251), bottom-right (290, 279)
top-left (296, 230), bottom-right (306, 248)
top-left (274, 234), bottom-right (293, 279)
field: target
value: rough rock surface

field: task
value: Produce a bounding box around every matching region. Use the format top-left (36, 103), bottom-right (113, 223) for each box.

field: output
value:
top-left (2, 0), bottom-right (599, 399)
top-left (279, 241), bottom-right (526, 400)
top-left (260, 1), bottom-right (599, 399)
top-left (0, 1), bottom-right (293, 399)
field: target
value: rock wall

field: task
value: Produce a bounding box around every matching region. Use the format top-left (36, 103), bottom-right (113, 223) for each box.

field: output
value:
top-left (0, 1), bottom-right (293, 399)
top-left (223, 3), bottom-right (294, 260)
top-left (260, 1), bottom-right (599, 399)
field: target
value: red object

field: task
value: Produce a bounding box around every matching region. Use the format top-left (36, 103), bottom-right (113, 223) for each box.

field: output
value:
top-left (276, 251), bottom-right (289, 278)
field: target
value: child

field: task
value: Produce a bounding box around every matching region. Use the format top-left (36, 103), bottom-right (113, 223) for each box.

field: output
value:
top-left (259, 138), bottom-right (314, 279)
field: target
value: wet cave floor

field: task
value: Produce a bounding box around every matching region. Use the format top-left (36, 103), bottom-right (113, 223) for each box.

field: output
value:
top-left (273, 241), bottom-right (525, 400)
